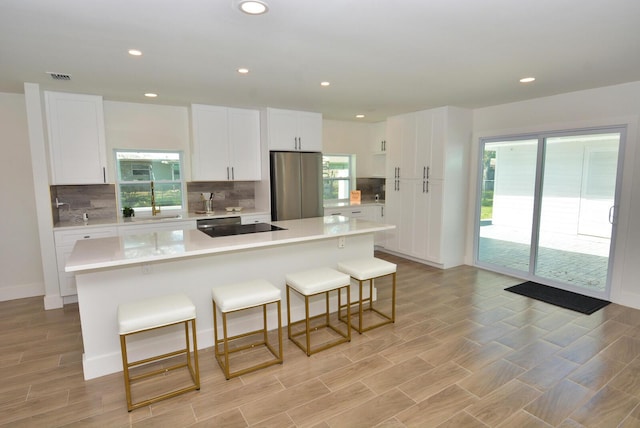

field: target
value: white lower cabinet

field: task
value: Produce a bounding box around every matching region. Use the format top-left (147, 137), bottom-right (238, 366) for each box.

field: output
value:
top-left (324, 205), bottom-right (387, 246)
top-left (324, 207), bottom-right (368, 218)
top-left (54, 226), bottom-right (118, 296)
top-left (241, 214), bottom-right (271, 224)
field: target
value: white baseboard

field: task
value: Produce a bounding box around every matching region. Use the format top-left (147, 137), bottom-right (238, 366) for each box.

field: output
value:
top-left (44, 294), bottom-right (64, 309)
top-left (616, 291), bottom-right (640, 311)
top-left (0, 282), bottom-right (44, 302)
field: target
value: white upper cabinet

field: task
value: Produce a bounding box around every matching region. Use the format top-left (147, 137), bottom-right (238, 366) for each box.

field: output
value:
top-left (45, 91), bottom-right (108, 184)
top-left (191, 104), bottom-right (261, 181)
top-left (265, 108), bottom-right (322, 151)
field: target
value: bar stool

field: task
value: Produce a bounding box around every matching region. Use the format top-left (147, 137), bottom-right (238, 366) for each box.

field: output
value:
top-left (117, 293), bottom-right (200, 411)
top-left (211, 279), bottom-right (283, 379)
top-left (337, 257), bottom-right (397, 333)
top-left (286, 267), bottom-right (351, 356)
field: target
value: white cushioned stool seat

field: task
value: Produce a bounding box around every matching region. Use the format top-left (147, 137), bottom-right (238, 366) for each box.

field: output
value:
top-left (286, 267), bottom-right (351, 356)
top-left (337, 257), bottom-right (397, 334)
top-left (286, 268), bottom-right (350, 296)
top-left (212, 279), bottom-right (283, 379)
top-left (117, 293), bottom-right (200, 411)
top-left (118, 293), bottom-right (196, 335)
top-left (337, 258), bottom-right (396, 281)
top-left (212, 279), bottom-right (281, 312)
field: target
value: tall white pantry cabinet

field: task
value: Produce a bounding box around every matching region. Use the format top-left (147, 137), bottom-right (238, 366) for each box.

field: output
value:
top-left (384, 106), bottom-right (471, 268)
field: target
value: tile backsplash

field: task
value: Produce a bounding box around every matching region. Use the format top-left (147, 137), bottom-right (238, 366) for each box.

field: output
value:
top-left (187, 182), bottom-right (255, 212)
top-left (51, 184), bottom-right (117, 222)
top-left (51, 181), bottom-right (257, 222)
top-left (355, 177), bottom-right (385, 202)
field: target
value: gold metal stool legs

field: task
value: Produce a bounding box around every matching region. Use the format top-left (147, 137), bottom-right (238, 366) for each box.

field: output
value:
top-left (339, 271), bottom-right (396, 333)
top-left (287, 284), bottom-right (351, 356)
top-left (119, 318), bottom-right (200, 412)
top-left (213, 300), bottom-right (283, 379)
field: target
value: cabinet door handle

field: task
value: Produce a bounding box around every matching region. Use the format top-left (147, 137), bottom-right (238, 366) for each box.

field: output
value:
top-left (103, 167), bottom-right (106, 183)
top-left (231, 167), bottom-right (235, 180)
top-left (423, 166), bottom-right (426, 179)
top-left (423, 181), bottom-right (426, 193)
top-left (426, 180), bottom-right (429, 193)
top-left (397, 180), bottom-right (400, 191)
top-left (427, 166), bottom-right (430, 179)
top-left (227, 167), bottom-right (230, 180)
top-left (381, 206), bottom-right (384, 217)
top-left (351, 211), bottom-right (361, 214)
top-left (299, 137), bottom-right (302, 150)
top-left (398, 167), bottom-right (400, 179)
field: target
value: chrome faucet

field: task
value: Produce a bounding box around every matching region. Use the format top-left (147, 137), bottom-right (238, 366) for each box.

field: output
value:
top-left (150, 181), bottom-right (161, 216)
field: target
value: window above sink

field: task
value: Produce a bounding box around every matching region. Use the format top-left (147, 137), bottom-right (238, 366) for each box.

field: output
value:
top-left (115, 150), bottom-right (185, 216)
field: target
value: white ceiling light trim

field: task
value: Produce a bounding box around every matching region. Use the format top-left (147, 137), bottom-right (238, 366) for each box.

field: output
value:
top-left (237, 0), bottom-right (269, 15)
top-left (144, 93), bottom-right (158, 98)
top-left (237, 67), bottom-right (250, 74)
top-left (128, 49), bottom-right (142, 56)
top-left (519, 77), bottom-right (536, 83)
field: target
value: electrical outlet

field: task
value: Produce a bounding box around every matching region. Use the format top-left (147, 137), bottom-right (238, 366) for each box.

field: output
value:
top-left (338, 236), bottom-right (345, 249)
top-left (141, 264), bottom-right (152, 274)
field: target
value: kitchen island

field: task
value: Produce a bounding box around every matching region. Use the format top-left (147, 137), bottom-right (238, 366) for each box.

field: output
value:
top-left (66, 216), bottom-right (394, 379)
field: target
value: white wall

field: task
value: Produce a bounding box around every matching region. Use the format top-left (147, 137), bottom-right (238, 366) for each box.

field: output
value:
top-left (323, 119), bottom-right (372, 176)
top-left (468, 81), bottom-right (640, 308)
top-left (103, 101), bottom-right (191, 180)
top-left (0, 92), bottom-right (45, 301)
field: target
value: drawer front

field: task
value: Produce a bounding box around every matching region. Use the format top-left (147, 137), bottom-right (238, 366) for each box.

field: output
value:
top-left (241, 214), bottom-right (271, 224)
top-left (54, 227), bottom-right (117, 246)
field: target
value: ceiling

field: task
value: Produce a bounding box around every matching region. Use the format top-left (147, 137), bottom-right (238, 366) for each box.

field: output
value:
top-left (1, 0), bottom-right (639, 122)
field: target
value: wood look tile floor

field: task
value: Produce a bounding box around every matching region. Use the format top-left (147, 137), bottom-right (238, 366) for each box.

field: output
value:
top-left (3, 253), bottom-right (640, 427)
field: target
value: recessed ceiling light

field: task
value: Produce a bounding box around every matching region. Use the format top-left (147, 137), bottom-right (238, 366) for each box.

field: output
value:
top-left (519, 77), bottom-right (536, 83)
top-left (144, 93), bottom-right (158, 98)
top-left (237, 68), bottom-right (250, 74)
top-left (356, 114), bottom-right (365, 119)
top-left (237, 0), bottom-right (269, 15)
top-left (128, 49), bottom-right (142, 56)
top-left (320, 81), bottom-right (330, 87)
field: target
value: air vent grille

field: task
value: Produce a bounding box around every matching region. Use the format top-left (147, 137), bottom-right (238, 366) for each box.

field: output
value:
top-left (47, 72), bottom-right (72, 81)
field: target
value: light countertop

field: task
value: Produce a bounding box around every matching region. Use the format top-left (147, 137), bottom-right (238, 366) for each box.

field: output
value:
top-left (323, 201), bottom-right (385, 208)
top-left (66, 216), bottom-right (394, 273)
top-left (54, 208), bottom-right (270, 230)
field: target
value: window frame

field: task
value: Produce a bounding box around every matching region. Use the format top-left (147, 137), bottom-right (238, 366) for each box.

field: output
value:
top-left (323, 153), bottom-right (356, 202)
top-left (114, 149), bottom-right (186, 215)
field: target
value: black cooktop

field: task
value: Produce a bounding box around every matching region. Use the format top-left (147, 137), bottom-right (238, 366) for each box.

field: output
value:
top-left (198, 223), bottom-right (286, 238)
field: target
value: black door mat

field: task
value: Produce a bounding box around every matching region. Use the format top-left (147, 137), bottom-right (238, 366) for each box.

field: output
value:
top-left (505, 281), bottom-right (610, 315)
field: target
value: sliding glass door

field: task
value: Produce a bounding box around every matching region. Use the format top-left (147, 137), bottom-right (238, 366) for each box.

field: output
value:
top-left (476, 128), bottom-right (624, 299)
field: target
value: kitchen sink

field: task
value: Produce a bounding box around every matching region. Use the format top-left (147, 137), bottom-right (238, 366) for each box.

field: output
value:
top-left (149, 215), bottom-right (182, 220)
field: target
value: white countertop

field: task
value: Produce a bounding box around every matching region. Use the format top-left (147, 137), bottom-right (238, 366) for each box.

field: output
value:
top-left (54, 208), bottom-right (270, 230)
top-left (323, 201), bottom-right (385, 208)
top-left (66, 216), bottom-right (393, 273)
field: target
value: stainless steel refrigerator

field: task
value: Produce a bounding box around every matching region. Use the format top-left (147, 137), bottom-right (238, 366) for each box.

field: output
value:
top-left (270, 151), bottom-right (324, 220)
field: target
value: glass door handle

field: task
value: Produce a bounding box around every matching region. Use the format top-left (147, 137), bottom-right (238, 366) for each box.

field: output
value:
top-left (609, 206), bottom-right (615, 224)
